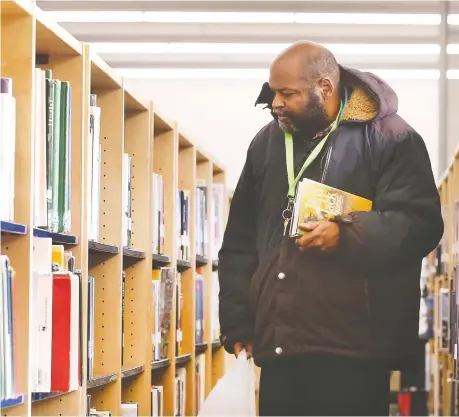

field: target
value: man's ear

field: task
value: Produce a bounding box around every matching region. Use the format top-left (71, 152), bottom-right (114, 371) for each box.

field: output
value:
top-left (318, 77), bottom-right (335, 100)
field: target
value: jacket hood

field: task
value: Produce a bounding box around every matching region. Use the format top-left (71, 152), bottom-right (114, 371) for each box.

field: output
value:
top-left (255, 65), bottom-right (399, 123)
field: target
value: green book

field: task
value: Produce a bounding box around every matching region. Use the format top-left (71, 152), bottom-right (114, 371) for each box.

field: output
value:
top-left (44, 70), bottom-right (54, 229)
top-left (58, 81), bottom-right (70, 233)
top-left (51, 79), bottom-right (61, 233)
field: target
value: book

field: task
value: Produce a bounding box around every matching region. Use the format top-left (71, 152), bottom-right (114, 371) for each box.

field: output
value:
top-left (289, 178), bottom-right (373, 237)
top-left (152, 173), bottom-right (165, 255)
top-left (0, 77), bottom-right (16, 222)
top-left (0, 255), bottom-right (17, 401)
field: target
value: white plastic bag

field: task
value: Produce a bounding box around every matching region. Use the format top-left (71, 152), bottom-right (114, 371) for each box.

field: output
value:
top-left (198, 349), bottom-right (256, 416)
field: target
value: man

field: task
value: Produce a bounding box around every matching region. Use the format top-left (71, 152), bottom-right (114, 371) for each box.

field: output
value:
top-left (218, 41), bottom-right (444, 416)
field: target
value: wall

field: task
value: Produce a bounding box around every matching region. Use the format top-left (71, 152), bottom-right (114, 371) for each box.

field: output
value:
top-left (127, 76), bottom-right (439, 191)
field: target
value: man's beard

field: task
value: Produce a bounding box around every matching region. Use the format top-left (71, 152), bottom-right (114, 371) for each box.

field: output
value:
top-left (275, 89), bottom-right (329, 136)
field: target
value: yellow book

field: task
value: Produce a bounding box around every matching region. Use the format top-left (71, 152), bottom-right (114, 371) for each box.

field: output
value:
top-left (52, 244), bottom-right (65, 270)
top-left (290, 178), bottom-right (372, 237)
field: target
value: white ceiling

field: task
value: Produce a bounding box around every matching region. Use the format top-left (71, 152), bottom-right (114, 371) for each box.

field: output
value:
top-left (37, 1), bottom-right (459, 75)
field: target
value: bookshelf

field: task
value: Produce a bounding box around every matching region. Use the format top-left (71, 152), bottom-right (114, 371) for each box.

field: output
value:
top-left (0, 1), bottom-right (229, 416)
top-left (427, 144), bottom-right (459, 416)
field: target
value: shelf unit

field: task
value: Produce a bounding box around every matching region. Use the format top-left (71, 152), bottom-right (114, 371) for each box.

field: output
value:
top-left (427, 144), bottom-right (459, 417)
top-left (0, 1), bottom-right (229, 416)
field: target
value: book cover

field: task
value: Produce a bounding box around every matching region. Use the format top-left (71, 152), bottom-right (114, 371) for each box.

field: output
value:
top-left (290, 178), bottom-right (372, 237)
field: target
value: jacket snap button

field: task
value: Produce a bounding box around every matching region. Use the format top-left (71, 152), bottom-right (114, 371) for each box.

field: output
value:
top-left (278, 272), bottom-right (285, 280)
top-left (275, 347), bottom-right (283, 354)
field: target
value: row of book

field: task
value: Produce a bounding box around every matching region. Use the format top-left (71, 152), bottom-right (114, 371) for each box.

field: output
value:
top-left (152, 268), bottom-right (176, 361)
top-left (30, 238), bottom-right (81, 395)
top-left (84, 369), bottom-right (183, 417)
top-left (152, 173), bottom-right (166, 255)
top-left (195, 183), bottom-right (208, 259)
top-left (178, 190), bottom-right (191, 261)
top-left (87, 393), bottom-right (161, 417)
top-left (88, 94), bottom-right (102, 242)
top-left (151, 179), bottom-right (225, 261)
top-left (427, 261), bottom-right (459, 416)
top-left (0, 256), bottom-right (18, 403)
top-left (197, 271), bottom-right (221, 344)
top-left (151, 268), bottom-right (221, 361)
top-left (1, 70), bottom-right (73, 233)
top-left (38, 69), bottom-right (72, 233)
top-left (435, 202), bottom-right (459, 276)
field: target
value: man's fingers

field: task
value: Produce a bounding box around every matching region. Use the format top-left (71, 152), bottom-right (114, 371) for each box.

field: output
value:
top-left (298, 221), bottom-right (319, 232)
top-left (234, 343), bottom-right (242, 357)
top-left (245, 343), bottom-right (253, 359)
top-left (296, 229), bottom-right (319, 247)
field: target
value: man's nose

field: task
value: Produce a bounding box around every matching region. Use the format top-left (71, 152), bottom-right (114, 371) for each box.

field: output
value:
top-left (272, 93), bottom-right (284, 111)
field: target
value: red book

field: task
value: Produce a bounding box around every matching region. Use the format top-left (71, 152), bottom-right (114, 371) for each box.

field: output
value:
top-left (51, 273), bottom-right (79, 392)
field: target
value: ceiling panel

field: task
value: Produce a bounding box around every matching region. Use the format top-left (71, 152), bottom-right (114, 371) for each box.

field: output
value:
top-left (37, 0), bottom-right (459, 72)
top-left (36, 0), bottom-right (451, 14)
top-left (57, 21), bottom-right (440, 44)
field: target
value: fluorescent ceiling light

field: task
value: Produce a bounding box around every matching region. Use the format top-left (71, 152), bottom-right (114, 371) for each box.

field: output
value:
top-left (447, 44), bottom-right (459, 54)
top-left (294, 13), bottom-right (440, 25)
top-left (448, 15), bottom-right (459, 25)
top-left (91, 42), bottom-right (441, 55)
top-left (117, 68), bottom-right (455, 80)
top-left (46, 11), bottom-right (144, 22)
top-left (46, 10), bottom-right (441, 25)
top-left (143, 11), bottom-right (295, 23)
top-left (361, 69), bottom-right (440, 80)
top-left (118, 68), bottom-right (270, 79)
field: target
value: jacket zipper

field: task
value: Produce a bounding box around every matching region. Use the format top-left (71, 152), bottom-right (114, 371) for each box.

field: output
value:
top-left (320, 145), bottom-right (333, 183)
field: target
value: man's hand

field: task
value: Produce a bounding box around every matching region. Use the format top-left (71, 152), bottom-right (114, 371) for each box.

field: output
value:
top-left (295, 221), bottom-right (339, 252)
top-left (234, 342), bottom-right (253, 359)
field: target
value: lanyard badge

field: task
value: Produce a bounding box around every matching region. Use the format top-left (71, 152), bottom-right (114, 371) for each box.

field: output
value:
top-left (282, 97), bottom-right (347, 236)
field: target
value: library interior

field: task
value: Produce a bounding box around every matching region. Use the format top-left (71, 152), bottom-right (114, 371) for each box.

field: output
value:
top-left (1, 0), bottom-right (459, 416)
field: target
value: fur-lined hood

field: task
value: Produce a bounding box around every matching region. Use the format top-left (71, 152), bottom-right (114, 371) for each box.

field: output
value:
top-left (255, 65), bottom-right (399, 123)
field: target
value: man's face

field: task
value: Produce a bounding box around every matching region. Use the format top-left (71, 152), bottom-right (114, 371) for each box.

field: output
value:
top-left (269, 60), bottom-right (328, 134)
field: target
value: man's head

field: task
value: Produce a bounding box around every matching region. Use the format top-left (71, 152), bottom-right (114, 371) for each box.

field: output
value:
top-left (269, 41), bottom-right (341, 135)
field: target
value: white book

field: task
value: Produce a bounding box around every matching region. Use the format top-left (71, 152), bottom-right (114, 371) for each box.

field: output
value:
top-left (0, 78), bottom-right (16, 222)
top-left (0, 256), bottom-right (6, 401)
top-left (88, 98), bottom-right (101, 242)
top-left (69, 273), bottom-right (80, 390)
top-left (31, 236), bottom-right (53, 392)
top-left (1, 255), bottom-right (14, 400)
top-left (175, 368), bottom-right (186, 416)
top-left (121, 402), bottom-right (138, 417)
top-left (151, 386), bottom-right (163, 417)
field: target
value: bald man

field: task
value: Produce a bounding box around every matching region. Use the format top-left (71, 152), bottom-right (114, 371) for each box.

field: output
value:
top-left (218, 41), bottom-right (443, 415)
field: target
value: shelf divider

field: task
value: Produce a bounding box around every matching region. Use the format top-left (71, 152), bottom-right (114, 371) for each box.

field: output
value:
top-left (120, 95), bottom-right (153, 416)
top-left (1, 6), bottom-right (35, 417)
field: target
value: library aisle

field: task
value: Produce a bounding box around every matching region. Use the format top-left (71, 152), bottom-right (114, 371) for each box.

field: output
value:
top-left (3, 2), bottom-right (459, 417)
top-left (425, 144), bottom-right (459, 417)
top-left (0, 1), bottom-right (232, 416)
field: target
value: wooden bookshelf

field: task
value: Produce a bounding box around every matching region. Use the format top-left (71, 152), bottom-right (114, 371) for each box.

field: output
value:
top-left (0, 1), bottom-right (229, 416)
top-left (427, 144), bottom-right (459, 416)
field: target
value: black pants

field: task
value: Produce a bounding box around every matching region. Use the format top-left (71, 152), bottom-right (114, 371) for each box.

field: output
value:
top-left (258, 353), bottom-right (390, 416)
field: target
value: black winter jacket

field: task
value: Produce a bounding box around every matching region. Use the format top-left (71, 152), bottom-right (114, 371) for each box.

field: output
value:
top-left (217, 66), bottom-right (444, 369)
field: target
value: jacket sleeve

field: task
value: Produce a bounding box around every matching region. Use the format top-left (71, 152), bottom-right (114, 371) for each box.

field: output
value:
top-left (218, 147), bottom-right (258, 354)
top-left (338, 129), bottom-right (444, 269)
